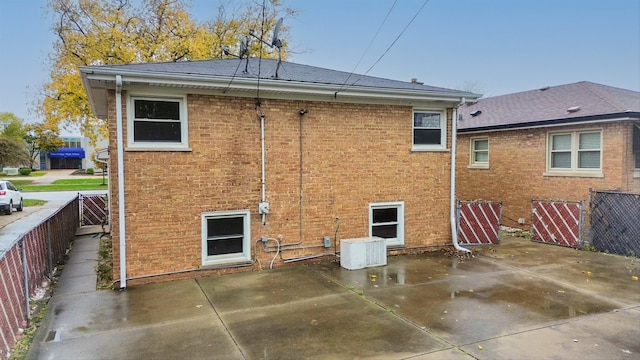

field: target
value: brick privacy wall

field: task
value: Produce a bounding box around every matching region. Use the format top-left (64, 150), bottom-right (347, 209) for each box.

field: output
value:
top-left (456, 122), bottom-right (640, 228)
top-left (107, 92), bottom-right (455, 280)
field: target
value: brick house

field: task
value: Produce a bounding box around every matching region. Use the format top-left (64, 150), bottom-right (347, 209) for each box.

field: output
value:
top-left (80, 59), bottom-right (479, 287)
top-left (456, 81), bottom-right (640, 228)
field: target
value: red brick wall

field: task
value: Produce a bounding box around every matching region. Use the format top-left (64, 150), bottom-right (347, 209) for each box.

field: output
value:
top-left (107, 92), bottom-right (456, 281)
top-left (456, 122), bottom-right (640, 228)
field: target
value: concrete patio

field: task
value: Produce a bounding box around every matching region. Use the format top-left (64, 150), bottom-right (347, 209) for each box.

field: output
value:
top-left (27, 235), bottom-right (640, 359)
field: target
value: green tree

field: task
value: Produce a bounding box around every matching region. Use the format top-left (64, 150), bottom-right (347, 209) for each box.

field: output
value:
top-left (40, 0), bottom-right (294, 144)
top-left (0, 112), bottom-right (27, 140)
top-left (24, 123), bottom-right (66, 167)
top-left (0, 136), bottom-right (31, 168)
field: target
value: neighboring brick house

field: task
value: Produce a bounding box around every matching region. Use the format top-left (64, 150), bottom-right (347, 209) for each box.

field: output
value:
top-left (456, 81), bottom-right (640, 228)
top-left (80, 58), bottom-right (479, 287)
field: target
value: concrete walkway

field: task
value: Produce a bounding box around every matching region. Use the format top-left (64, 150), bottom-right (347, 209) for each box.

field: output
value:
top-left (30, 169), bottom-right (99, 185)
top-left (27, 236), bottom-right (640, 360)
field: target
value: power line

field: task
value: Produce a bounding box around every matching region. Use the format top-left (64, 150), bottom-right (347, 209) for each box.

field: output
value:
top-left (363, 0), bottom-right (431, 75)
top-left (335, 0), bottom-right (431, 97)
top-left (338, 0), bottom-right (398, 91)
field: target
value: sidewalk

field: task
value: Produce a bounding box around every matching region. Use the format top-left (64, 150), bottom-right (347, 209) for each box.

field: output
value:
top-left (30, 170), bottom-right (98, 185)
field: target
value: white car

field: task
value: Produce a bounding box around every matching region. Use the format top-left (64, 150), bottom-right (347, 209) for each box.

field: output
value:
top-left (0, 180), bottom-right (23, 215)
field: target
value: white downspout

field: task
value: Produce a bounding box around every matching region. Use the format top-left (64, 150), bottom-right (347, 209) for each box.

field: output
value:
top-left (115, 75), bottom-right (127, 288)
top-left (451, 98), bottom-right (471, 254)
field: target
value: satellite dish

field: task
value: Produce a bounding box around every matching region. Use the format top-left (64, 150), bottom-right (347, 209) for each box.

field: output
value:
top-left (271, 18), bottom-right (283, 48)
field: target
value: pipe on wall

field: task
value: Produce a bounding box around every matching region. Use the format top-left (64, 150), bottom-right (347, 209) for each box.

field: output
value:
top-left (115, 75), bottom-right (128, 288)
top-left (450, 98), bottom-right (472, 254)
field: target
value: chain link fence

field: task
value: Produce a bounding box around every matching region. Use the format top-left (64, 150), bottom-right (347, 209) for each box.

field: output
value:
top-left (589, 190), bottom-right (640, 257)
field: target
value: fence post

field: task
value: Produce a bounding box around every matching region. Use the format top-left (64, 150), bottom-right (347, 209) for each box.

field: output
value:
top-left (579, 200), bottom-right (587, 247)
top-left (47, 221), bottom-right (53, 276)
top-left (20, 238), bottom-right (30, 322)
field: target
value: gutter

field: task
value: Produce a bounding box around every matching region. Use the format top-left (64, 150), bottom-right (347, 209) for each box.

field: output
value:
top-left (458, 111), bottom-right (640, 134)
top-left (115, 75), bottom-right (127, 289)
top-left (451, 98), bottom-right (472, 254)
top-left (79, 67), bottom-right (479, 104)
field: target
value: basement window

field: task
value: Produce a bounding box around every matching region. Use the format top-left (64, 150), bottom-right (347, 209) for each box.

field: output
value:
top-left (412, 110), bottom-right (447, 151)
top-left (201, 210), bottom-right (251, 266)
top-left (127, 95), bottom-right (189, 150)
top-left (369, 202), bottom-right (404, 247)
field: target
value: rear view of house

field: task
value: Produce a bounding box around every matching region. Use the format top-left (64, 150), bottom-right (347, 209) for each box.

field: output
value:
top-left (456, 81), bottom-right (640, 228)
top-left (81, 58), bottom-right (479, 287)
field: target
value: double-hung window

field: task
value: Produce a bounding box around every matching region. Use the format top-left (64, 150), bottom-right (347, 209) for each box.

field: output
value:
top-left (369, 202), bottom-right (404, 247)
top-left (413, 110), bottom-right (446, 150)
top-left (547, 130), bottom-right (602, 176)
top-left (469, 137), bottom-right (489, 168)
top-left (128, 96), bottom-right (189, 150)
top-left (201, 210), bottom-right (251, 266)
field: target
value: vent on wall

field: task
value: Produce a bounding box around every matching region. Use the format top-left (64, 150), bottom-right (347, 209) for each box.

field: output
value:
top-left (340, 237), bottom-right (387, 270)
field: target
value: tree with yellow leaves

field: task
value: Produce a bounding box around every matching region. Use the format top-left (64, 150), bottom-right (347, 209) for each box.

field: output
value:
top-left (39, 0), bottom-right (294, 144)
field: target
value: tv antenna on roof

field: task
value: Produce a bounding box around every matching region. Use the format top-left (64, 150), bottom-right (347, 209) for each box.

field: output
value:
top-left (222, 36), bottom-right (250, 73)
top-left (249, 17), bottom-right (284, 78)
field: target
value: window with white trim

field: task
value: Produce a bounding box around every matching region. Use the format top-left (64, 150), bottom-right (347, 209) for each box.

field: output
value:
top-left (202, 210), bottom-right (251, 266)
top-left (128, 96), bottom-right (189, 149)
top-left (413, 110), bottom-right (446, 150)
top-left (469, 137), bottom-right (489, 168)
top-left (547, 130), bottom-right (602, 174)
top-left (369, 202), bottom-right (404, 247)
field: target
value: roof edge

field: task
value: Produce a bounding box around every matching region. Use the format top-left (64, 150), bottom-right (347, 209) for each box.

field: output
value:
top-left (457, 112), bottom-right (640, 133)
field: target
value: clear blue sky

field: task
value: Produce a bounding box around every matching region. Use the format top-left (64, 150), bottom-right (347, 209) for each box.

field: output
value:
top-left (1, 0), bottom-right (639, 126)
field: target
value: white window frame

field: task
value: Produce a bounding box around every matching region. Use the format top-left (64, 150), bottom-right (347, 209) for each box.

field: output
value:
top-left (412, 109), bottom-right (447, 151)
top-left (545, 129), bottom-right (603, 177)
top-left (127, 94), bottom-right (190, 150)
top-left (469, 136), bottom-right (489, 169)
top-left (369, 201), bottom-right (405, 247)
top-left (201, 210), bottom-right (251, 266)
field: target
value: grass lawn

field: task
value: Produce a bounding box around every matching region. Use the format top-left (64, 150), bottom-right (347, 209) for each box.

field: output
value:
top-left (19, 178), bottom-right (108, 192)
top-left (6, 179), bottom-right (35, 187)
top-left (24, 199), bottom-right (47, 207)
top-left (2, 175), bottom-right (108, 192)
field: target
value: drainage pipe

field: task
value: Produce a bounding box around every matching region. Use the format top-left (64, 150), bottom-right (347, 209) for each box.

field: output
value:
top-left (450, 98), bottom-right (472, 254)
top-left (281, 253), bottom-right (334, 263)
top-left (115, 75), bottom-right (128, 288)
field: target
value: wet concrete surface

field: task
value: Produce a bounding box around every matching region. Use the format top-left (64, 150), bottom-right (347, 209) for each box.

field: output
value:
top-left (27, 235), bottom-right (640, 360)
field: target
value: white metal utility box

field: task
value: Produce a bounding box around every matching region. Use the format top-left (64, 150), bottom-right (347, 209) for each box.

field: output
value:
top-left (340, 237), bottom-right (387, 270)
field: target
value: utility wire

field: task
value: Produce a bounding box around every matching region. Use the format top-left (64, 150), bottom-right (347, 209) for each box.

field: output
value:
top-left (338, 0), bottom-right (398, 92)
top-left (335, 0), bottom-right (431, 96)
top-left (363, 0), bottom-right (431, 75)
top-left (256, 0), bottom-right (267, 103)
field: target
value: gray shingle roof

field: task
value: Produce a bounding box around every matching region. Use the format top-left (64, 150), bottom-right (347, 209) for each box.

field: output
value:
top-left (457, 81), bottom-right (640, 132)
top-left (85, 58), bottom-right (475, 96)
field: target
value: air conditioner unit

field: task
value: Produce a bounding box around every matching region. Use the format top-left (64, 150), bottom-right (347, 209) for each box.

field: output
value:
top-left (340, 237), bottom-right (387, 270)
